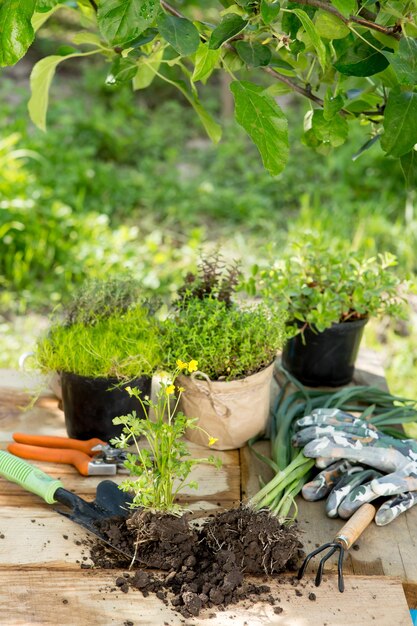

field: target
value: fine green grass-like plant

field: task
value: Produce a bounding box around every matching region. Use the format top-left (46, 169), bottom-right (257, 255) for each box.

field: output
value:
top-left (111, 359), bottom-right (221, 516)
top-left (35, 305), bottom-right (162, 380)
top-left (164, 297), bottom-right (288, 381)
top-left (248, 238), bottom-right (409, 337)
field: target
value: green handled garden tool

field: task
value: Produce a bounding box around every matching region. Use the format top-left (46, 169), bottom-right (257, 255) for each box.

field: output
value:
top-left (0, 449), bottom-right (135, 560)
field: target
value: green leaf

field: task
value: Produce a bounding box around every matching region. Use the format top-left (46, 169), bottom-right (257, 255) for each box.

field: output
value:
top-left (72, 32), bottom-right (104, 47)
top-left (235, 41), bottom-right (271, 67)
top-left (400, 150), bottom-right (417, 188)
top-left (381, 89), bottom-right (417, 158)
top-left (351, 135), bottom-right (380, 161)
top-left (260, 0), bottom-right (280, 25)
top-left (334, 34), bottom-right (390, 77)
top-left (330, 0), bottom-right (355, 17)
top-left (315, 11), bottom-right (350, 40)
top-left (35, 0), bottom-right (60, 12)
top-left (0, 0), bottom-right (36, 66)
top-left (106, 57), bottom-right (137, 85)
top-left (265, 82), bottom-right (292, 96)
top-left (32, 4), bottom-right (62, 32)
top-left (133, 46), bottom-right (163, 89)
top-left (222, 48), bottom-right (244, 72)
top-left (157, 14), bottom-right (200, 56)
top-left (97, 0), bottom-right (159, 47)
top-left (323, 89), bottom-right (344, 120)
top-left (192, 43), bottom-right (221, 83)
top-left (311, 109), bottom-right (348, 147)
top-left (171, 79), bottom-right (222, 143)
top-left (28, 51), bottom-right (95, 130)
top-left (209, 13), bottom-right (247, 50)
top-left (128, 28), bottom-right (158, 48)
top-left (230, 80), bottom-right (289, 176)
top-left (386, 37), bottom-right (417, 86)
top-left (291, 8), bottom-right (327, 71)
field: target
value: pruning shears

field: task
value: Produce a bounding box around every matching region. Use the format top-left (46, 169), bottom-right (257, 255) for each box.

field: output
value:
top-left (7, 433), bottom-right (129, 477)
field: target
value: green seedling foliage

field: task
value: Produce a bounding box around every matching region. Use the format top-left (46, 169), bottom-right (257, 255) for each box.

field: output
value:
top-left (35, 304), bottom-right (162, 379)
top-left (246, 236), bottom-right (408, 335)
top-left (111, 363), bottom-right (221, 515)
top-left (177, 251), bottom-right (241, 308)
top-left (164, 296), bottom-right (288, 381)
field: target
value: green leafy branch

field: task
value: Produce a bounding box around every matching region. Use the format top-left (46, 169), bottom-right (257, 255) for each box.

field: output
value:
top-left (2, 0), bottom-right (417, 180)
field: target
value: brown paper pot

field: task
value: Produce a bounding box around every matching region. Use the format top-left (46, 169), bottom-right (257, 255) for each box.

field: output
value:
top-left (177, 362), bottom-right (274, 450)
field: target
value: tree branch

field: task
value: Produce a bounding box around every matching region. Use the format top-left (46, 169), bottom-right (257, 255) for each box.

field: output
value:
top-left (264, 66), bottom-right (325, 107)
top-left (160, 0), bottom-right (183, 18)
top-left (293, 0), bottom-right (401, 39)
top-left (158, 1), bottom-right (387, 121)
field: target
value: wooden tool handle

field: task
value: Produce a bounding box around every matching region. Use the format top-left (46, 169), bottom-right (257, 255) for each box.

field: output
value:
top-left (335, 503), bottom-right (376, 549)
top-left (12, 433), bottom-right (106, 454)
top-left (7, 443), bottom-right (91, 477)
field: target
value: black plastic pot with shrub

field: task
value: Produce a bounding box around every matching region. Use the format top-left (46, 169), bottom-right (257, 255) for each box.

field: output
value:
top-left (251, 240), bottom-right (408, 387)
top-left (35, 279), bottom-right (162, 440)
top-left (282, 317), bottom-right (368, 387)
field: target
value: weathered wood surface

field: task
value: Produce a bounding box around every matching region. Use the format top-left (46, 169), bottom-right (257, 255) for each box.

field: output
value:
top-left (0, 355), bottom-right (414, 624)
top-left (0, 569), bottom-right (411, 626)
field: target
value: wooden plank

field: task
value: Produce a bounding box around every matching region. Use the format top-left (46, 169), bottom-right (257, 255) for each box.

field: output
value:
top-left (0, 568), bottom-right (411, 626)
top-left (0, 504), bottom-right (232, 568)
top-left (0, 459), bottom-right (240, 503)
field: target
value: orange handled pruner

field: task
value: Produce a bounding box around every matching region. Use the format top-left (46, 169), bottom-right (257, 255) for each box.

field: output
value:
top-left (7, 433), bottom-right (128, 477)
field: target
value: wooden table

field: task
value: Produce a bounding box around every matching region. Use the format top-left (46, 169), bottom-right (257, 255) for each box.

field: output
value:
top-left (0, 362), bottom-right (415, 626)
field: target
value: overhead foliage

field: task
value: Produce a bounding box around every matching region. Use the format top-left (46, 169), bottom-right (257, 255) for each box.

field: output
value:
top-left (3, 0), bottom-right (417, 178)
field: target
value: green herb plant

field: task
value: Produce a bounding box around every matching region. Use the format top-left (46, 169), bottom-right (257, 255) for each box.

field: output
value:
top-left (177, 252), bottom-right (241, 308)
top-left (111, 359), bottom-right (221, 515)
top-left (165, 296), bottom-right (288, 380)
top-left (62, 277), bottom-right (148, 326)
top-left (248, 239), bottom-right (408, 337)
top-left (35, 304), bottom-right (162, 380)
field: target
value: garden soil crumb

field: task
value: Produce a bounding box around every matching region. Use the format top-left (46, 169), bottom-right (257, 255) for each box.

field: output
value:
top-left (88, 506), bottom-right (304, 618)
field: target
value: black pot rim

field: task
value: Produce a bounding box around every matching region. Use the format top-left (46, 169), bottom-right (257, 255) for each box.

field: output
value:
top-left (290, 316), bottom-right (369, 334)
top-left (60, 371), bottom-right (151, 385)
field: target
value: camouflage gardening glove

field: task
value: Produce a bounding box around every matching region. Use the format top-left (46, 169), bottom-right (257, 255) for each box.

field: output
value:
top-left (294, 409), bottom-right (417, 525)
top-left (294, 408), bottom-right (417, 473)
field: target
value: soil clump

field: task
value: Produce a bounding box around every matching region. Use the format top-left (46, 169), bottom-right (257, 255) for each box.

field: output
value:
top-left (89, 506), bottom-right (304, 618)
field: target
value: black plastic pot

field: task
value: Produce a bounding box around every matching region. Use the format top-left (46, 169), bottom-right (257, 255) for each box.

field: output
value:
top-left (61, 372), bottom-right (151, 440)
top-left (281, 318), bottom-right (368, 387)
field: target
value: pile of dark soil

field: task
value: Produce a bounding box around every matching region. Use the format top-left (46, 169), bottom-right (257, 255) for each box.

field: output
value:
top-left (89, 506), bottom-right (304, 618)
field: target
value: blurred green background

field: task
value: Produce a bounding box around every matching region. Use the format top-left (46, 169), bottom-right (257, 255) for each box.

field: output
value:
top-left (1, 9), bottom-right (416, 404)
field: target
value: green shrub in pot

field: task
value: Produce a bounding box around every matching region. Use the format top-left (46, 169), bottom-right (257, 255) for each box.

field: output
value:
top-left (35, 279), bottom-right (162, 441)
top-left (163, 255), bottom-right (289, 450)
top-left (251, 240), bottom-right (409, 387)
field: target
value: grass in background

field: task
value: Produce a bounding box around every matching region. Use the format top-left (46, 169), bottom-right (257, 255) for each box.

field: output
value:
top-left (0, 59), bottom-right (416, 399)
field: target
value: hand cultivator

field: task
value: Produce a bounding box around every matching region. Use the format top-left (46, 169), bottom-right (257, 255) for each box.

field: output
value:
top-left (298, 503), bottom-right (376, 592)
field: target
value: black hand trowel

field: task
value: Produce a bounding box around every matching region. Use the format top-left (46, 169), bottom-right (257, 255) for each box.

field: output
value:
top-left (0, 450), bottom-right (135, 560)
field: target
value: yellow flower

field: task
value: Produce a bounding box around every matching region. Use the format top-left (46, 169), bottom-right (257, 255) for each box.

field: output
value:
top-left (177, 386), bottom-right (185, 393)
top-left (176, 359), bottom-right (187, 370)
top-left (208, 437), bottom-right (218, 447)
top-left (187, 359), bottom-right (198, 373)
top-left (166, 384), bottom-right (175, 395)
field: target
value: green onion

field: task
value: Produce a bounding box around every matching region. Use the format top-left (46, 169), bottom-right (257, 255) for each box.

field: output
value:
top-left (250, 366), bottom-right (417, 522)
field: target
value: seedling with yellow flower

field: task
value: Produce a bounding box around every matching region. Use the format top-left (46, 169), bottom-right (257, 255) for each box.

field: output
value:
top-left (111, 360), bottom-right (221, 515)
